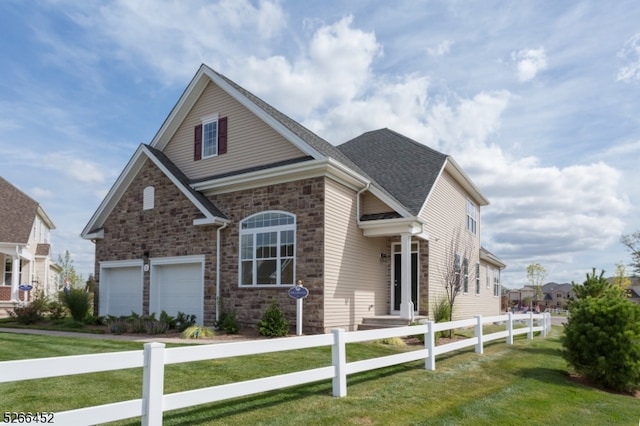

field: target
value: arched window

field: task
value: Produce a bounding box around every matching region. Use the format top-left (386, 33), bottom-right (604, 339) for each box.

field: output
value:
top-left (239, 211), bottom-right (295, 286)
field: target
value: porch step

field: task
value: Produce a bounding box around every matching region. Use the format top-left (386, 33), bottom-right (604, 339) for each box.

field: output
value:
top-left (358, 315), bottom-right (427, 331)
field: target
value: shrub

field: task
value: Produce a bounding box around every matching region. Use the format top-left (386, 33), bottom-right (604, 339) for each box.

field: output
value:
top-left (106, 317), bottom-right (130, 334)
top-left (432, 297), bottom-right (452, 339)
top-left (175, 312), bottom-right (197, 332)
top-left (181, 325), bottom-right (215, 339)
top-left (562, 277), bottom-right (640, 393)
top-left (62, 288), bottom-right (91, 322)
top-left (10, 303), bottom-right (43, 325)
top-left (217, 308), bottom-right (240, 334)
top-left (146, 319), bottom-right (169, 335)
top-left (258, 299), bottom-right (289, 337)
top-left (159, 310), bottom-right (177, 329)
top-left (47, 300), bottom-right (67, 320)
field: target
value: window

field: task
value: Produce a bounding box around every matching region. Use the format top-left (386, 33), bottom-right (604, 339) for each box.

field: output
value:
top-left (239, 212), bottom-right (295, 286)
top-left (3, 258), bottom-right (11, 286)
top-left (194, 116), bottom-right (228, 161)
top-left (466, 199), bottom-right (477, 234)
top-left (454, 253), bottom-right (461, 293)
top-left (493, 273), bottom-right (500, 297)
top-left (462, 258), bottom-right (469, 293)
top-left (475, 263), bottom-right (480, 295)
top-left (486, 267), bottom-right (491, 289)
top-left (143, 186), bottom-right (155, 210)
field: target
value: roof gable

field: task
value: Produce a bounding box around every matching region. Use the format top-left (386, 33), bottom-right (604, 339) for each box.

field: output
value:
top-left (81, 145), bottom-right (228, 238)
top-left (0, 176), bottom-right (50, 244)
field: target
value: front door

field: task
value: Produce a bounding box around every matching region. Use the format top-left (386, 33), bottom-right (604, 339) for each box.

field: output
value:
top-left (392, 243), bottom-right (418, 312)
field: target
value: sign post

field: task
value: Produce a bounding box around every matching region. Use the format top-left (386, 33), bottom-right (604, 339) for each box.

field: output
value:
top-left (288, 279), bottom-right (309, 336)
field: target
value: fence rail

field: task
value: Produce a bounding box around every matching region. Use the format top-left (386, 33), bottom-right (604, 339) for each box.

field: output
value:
top-left (0, 312), bottom-right (550, 425)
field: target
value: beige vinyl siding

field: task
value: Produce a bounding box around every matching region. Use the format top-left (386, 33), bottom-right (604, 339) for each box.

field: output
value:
top-left (324, 178), bottom-right (387, 331)
top-left (421, 169), bottom-right (499, 319)
top-left (164, 81), bottom-right (305, 180)
top-left (361, 192), bottom-right (395, 215)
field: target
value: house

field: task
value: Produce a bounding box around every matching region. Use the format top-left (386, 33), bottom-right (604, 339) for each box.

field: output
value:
top-left (81, 64), bottom-right (505, 333)
top-left (541, 282), bottom-right (573, 310)
top-left (0, 177), bottom-right (59, 309)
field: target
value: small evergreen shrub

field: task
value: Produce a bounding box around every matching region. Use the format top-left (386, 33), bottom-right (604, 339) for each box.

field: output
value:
top-left (562, 270), bottom-right (640, 393)
top-left (175, 312), bottom-right (197, 332)
top-left (159, 310), bottom-right (177, 329)
top-left (258, 299), bottom-right (289, 337)
top-left (432, 297), bottom-right (452, 339)
top-left (217, 308), bottom-right (240, 334)
top-left (62, 288), bottom-right (91, 322)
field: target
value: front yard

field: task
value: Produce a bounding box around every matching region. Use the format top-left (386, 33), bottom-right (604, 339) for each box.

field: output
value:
top-left (0, 326), bottom-right (638, 425)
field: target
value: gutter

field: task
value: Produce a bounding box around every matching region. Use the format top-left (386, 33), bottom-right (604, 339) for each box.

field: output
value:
top-left (215, 221), bottom-right (229, 324)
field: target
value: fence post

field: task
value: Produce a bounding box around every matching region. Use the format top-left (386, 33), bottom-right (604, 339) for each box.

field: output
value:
top-left (142, 342), bottom-right (166, 426)
top-left (506, 312), bottom-right (513, 345)
top-left (528, 311), bottom-right (534, 340)
top-left (474, 315), bottom-right (483, 354)
top-left (332, 328), bottom-right (347, 397)
top-left (425, 321), bottom-right (435, 371)
top-left (545, 312), bottom-right (551, 336)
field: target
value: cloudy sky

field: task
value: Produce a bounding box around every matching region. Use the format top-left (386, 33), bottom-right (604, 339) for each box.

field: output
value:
top-left (1, 0), bottom-right (638, 288)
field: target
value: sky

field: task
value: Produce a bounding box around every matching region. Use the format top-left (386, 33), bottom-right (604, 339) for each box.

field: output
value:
top-left (0, 0), bottom-right (638, 288)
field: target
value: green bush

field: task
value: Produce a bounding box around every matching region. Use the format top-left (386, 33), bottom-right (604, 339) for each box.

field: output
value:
top-left (47, 300), bottom-right (67, 320)
top-left (258, 299), bottom-right (289, 337)
top-left (432, 297), bottom-right (452, 339)
top-left (562, 271), bottom-right (640, 393)
top-left (159, 310), bottom-right (177, 329)
top-left (62, 288), bottom-right (91, 322)
top-left (175, 312), bottom-right (197, 332)
top-left (217, 308), bottom-right (240, 334)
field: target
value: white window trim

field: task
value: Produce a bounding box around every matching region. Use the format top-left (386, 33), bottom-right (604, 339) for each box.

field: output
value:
top-left (466, 199), bottom-right (477, 235)
top-left (201, 114), bottom-right (219, 159)
top-left (238, 211), bottom-right (296, 287)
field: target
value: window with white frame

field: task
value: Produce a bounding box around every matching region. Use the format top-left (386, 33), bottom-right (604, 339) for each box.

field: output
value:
top-left (462, 258), bottom-right (469, 293)
top-left (454, 253), bottom-right (461, 293)
top-left (202, 115), bottom-right (218, 158)
top-left (466, 199), bottom-right (477, 234)
top-left (486, 266), bottom-right (491, 288)
top-left (493, 272), bottom-right (500, 297)
top-left (475, 263), bottom-right (480, 295)
top-left (239, 211), bottom-right (295, 286)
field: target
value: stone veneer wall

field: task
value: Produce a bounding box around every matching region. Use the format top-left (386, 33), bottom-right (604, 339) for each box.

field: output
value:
top-left (210, 176), bottom-right (325, 333)
top-left (94, 160), bottom-right (218, 322)
top-left (94, 158), bottom-right (326, 332)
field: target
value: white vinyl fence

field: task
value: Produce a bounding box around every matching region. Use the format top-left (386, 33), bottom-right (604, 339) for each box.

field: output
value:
top-left (0, 312), bottom-right (550, 425)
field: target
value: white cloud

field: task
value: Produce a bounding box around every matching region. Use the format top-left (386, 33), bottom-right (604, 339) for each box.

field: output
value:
top-left (44, 153), bottom-right (105, 184)
top-left (511, 47), bottom-right (547, 82)
top-left (427, 40), bottom-right (453, 56)
top-left (31, 187), bottom-right (54, 200)
top-left (617, 33), bottom-right (640, 82)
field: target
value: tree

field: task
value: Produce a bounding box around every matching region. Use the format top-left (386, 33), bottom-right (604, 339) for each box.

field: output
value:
top-left (572, 268), bottom-right (621, 300)
top-left (620, 231), bottom-right (640, 276)
top-left (526, 263), bottom-right (547, 308)
top-left (57, 250), bottom-right (83, 290)
top-left (612, 263), bottom-right (631, 295)
top-left (438, 229), bottom-right (475, 336)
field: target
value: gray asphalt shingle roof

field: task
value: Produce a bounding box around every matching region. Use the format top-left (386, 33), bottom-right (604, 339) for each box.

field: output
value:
top-left (337, 128), bottom-right (448, 216)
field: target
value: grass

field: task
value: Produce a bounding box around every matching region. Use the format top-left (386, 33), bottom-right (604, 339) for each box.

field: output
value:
top-left (0, 327), bottom-right (638, 425)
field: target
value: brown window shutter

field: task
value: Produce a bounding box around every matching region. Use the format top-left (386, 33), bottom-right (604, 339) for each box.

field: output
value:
top-left (218, 117), bottom-right (227, 155)
top-left (194, 124), bottom-right (202, 160)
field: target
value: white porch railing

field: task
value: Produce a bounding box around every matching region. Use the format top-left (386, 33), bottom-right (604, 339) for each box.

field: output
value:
top-left (0, 312), bottom-right (550, 425)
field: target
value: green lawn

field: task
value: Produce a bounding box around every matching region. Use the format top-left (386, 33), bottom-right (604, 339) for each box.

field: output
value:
top-left (0, 327), bottom-right (638, 425)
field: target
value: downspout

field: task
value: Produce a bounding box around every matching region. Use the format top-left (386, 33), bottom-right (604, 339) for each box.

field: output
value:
top-left (215, 221), bottom-right (229, 324)
top-left (355, 183), bottom-right (370, 224)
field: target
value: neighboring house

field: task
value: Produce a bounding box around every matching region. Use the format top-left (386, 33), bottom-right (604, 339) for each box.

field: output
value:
top-left (81, 64), bottom-right (505, 333)
top-left (541, 282), bottom-right (573, 309)
top-left (507, 286), bottom-right (536, 309)
top-left (0, 177), bottom-right (60, 305)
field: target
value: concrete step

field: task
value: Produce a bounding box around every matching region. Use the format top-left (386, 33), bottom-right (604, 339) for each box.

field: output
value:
top-left (357, 315), bottom-right (427, 331)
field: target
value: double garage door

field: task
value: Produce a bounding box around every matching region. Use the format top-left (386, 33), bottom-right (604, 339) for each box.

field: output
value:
top-left (99, 256), bottom-right (204, 323)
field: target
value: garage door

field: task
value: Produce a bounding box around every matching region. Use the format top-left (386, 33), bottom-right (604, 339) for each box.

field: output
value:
top-left (150, 259), bottom-right (203, 323)
top-left (99, 264), bottom-right (143, 317)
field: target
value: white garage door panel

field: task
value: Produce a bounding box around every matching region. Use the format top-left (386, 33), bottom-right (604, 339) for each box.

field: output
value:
top-left (152, 263), bottom-right (203, 323)
top-left (100, 266), bottom-right (143, 317)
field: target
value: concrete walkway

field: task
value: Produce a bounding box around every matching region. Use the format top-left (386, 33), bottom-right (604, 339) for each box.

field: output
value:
top-left (0, 327), bottom-right (255, 345)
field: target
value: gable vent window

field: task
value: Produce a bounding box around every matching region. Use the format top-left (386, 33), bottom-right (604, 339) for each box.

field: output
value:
top-left (194, 115), bottom-right (227, 161)
top-left (143, 186), bottom-right (155, 210)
